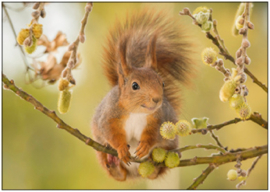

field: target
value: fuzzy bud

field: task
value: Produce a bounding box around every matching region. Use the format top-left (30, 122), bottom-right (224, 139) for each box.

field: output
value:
top-left (219, 80), bottom-right (238, 102)
top-left (17, 28), bottom-right (30, 45)
top-left (237, 73), bottom-right (247, 84)
top-left (31, 10), bottom-right (40, 18)
top-left (165, 152), bottom-right (180, 168)
top-left (236, 103), bottom-right (252, 120)
top-left (32, 23), bottom-right (43, 39)
top-left (40, 10), bottom-right (46, 18)
top-left (201, 21), bottom-right (213, 32)
top-left (160, 122), bottom-right (176, 140)
top-left (242, 39), bottom-right (250, 48)
top-left (227, 169), bottom-right (238, 181)
top-left (236, 49), bottom-right (242, 58)
top-left (235, 57), bottom-right (244, 65)
top-left (57, 89), bottom-right (72, 114)
top-left (229, 94), bottom-right (246, 109)
top-left (58, 78), bottom-right (70, 91)
top-left (201, 47), bottom-right (218, 65)
top-left (191, 117), bottom-right (209, 129)
top-left (245, 56), bottom-right (251, 65)
top-left (175, 120), bottom-right (192, 137)
top-left (193, 6), bottom-right (210, 15)
top-left (152, 148), bottom-right (167, 163)
top-left (194, 11), bottom-right (210, 25)
top-left (138, 161), bottom-right (155, 178)
top-left (247, 21), bottom-right (254, 30)
top-left (235, 16), bottom-right (244, 30)
top-left (24, 36), bottom-right (37, 54)
top-left (32, 3), bottom-right (40, 9)
top-left (239, 27), bottom-right (247, 35)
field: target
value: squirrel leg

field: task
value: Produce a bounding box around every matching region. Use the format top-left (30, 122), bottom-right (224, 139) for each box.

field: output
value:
top-left (96, 151), bottom-right (127, 181)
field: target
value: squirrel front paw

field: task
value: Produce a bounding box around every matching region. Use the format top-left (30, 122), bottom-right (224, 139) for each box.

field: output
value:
top-left (135, 141), bottom-right (151, 158)
top-left (117, 144), bottom-right (131, 164)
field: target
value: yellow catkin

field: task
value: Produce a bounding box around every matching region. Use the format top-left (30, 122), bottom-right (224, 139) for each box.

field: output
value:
top-left (24, 36), bottom-right (37, 54)
top-left (32, 23), bottom-right (43, 39)
top-left (57, 89), bottom-right (72, 114)
top-left (17, 29), bottom-right (30, 45)
top-left (201, 47), bottom-right (218, 65)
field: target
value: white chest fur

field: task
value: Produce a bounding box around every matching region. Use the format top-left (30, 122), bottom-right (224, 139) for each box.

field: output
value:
top-left (124, 113), bottom-right (148, 142)
top-left (123, 113), bottom-right (148, 175)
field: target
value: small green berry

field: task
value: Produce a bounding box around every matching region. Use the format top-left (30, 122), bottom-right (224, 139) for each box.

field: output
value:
top-left (229, 94), bottom-right (245, 109)
top-left (138, 161), bottom-right (155, 178)
top-left (160, 122), bottom-right (176, 140)
top-left (201, 21), bottom-right (213, 32)
top-left (227, 169), bottom-right (238, 181)
top-left (201, 47), bottom-right (218, 65)
top-left (164, 152), bottom-right (180, 168)
top-left (236, 103), bottom-right (252, 120)
top-left (175, 120), bottom-right (192, 137)
top-left (152, 148), bottom-right (167, 163)
top-left (219, 80), bottom-right (238, 102)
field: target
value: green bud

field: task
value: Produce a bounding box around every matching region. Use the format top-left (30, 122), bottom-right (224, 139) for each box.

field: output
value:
top-left (160, 122), bottom-right (176, 140)
top-left (138, 161), bottom-right (155, 178)
top-left (164, 152), bottom-right (180, 168)
top-left (191, 117), bottom-right (209, 129)
top-left (175, 120), bottom-right (192, 137)
top-left (201, 21), bottom-right (213, 32)
top-left (229, 94), bottom-right (245, 109)
top-left (57, 89), bottom-right (72, 114)
top-left (152, 148), bottom-right (167, 163)
top-left (219, 80), bottom-right (238, 102)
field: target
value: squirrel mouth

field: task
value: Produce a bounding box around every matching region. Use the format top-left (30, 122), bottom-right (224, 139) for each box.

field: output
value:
top-left (141, 104), bottom-right (156, 111)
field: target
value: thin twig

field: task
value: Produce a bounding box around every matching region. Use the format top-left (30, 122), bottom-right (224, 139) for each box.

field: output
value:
top-left (61, 3), bottom-right (93, 86)
top-left (179, 7), bottom-right (268, 93)
top-left (209, 130), bottom-right (224, 149)
top-left (187, 164), bottom-right (216, 189)
top-left (3, 3), bottom-right (34, 71)
top-left (236, 155), bottom-right (263, 189)
top-left (192, 114), bottom-right (267, 134)
top-left (3, 74), bottom-right (267, 168)
top-left (173, 144), bottom-right (226, 154)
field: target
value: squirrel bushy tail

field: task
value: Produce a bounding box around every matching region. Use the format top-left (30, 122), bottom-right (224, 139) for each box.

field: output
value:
top-left (102, 9), bottom-right (196, 114)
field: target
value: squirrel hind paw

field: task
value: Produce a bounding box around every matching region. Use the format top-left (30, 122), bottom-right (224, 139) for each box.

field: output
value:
top-left (107, 154), bottom-right (120, 167)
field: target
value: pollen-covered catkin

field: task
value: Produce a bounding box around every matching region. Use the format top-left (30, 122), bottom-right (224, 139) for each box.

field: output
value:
top-left (160, 122), bottom-right (176, 140)
top-left (57, 89), bottom-right (72, 114)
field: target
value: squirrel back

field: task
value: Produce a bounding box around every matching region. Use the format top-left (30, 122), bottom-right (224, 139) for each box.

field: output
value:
top-left (102, 9), bottom-right (196, 114)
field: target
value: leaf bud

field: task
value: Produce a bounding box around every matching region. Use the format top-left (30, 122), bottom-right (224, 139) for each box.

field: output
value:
top-left (245, 56), bottom-right (251, 65)
top-left (242, 39), bottom-right (250, 48)
top-left (247, 21), bottom-right (254, 30)
top-left (40, 10), bottom-right (46, 18)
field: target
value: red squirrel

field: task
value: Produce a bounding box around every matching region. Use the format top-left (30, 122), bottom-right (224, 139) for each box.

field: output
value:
top-left (91, 9), bottom-right (195, 181)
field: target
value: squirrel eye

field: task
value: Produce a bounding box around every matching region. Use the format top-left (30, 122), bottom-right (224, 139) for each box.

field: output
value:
top-left (163, 82), bottom-right (165, 87)
top-left (132, 82), bottom-right (140, 90)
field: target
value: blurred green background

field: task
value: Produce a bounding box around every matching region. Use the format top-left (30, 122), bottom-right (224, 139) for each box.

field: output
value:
top-left (3, 2), bottom-right (267, 189)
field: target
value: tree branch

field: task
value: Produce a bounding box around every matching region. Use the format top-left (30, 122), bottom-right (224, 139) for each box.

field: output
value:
top-left (173, 144), bottom-right (226, 154)
top-left (2, 74), bottom-right (267, 172)
top-left (187, 164), bottom-right (216, 189)
top-left (209, 130), bottom-right (224, 149)
top-left (192, 114), bottom-right (267, 134)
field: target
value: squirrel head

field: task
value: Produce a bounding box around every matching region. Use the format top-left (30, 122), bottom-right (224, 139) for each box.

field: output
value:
top-left (117, 33), bottom-right (163, 114)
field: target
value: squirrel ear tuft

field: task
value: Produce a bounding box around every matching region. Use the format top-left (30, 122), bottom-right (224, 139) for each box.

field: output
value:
top-left (145, 33), bottom-right (158, 71)
top-left (117, 34), bottom-right (131, 86)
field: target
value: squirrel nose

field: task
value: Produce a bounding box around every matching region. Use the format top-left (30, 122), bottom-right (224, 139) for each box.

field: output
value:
top-left (152, 97), bottom-right (161, 104)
